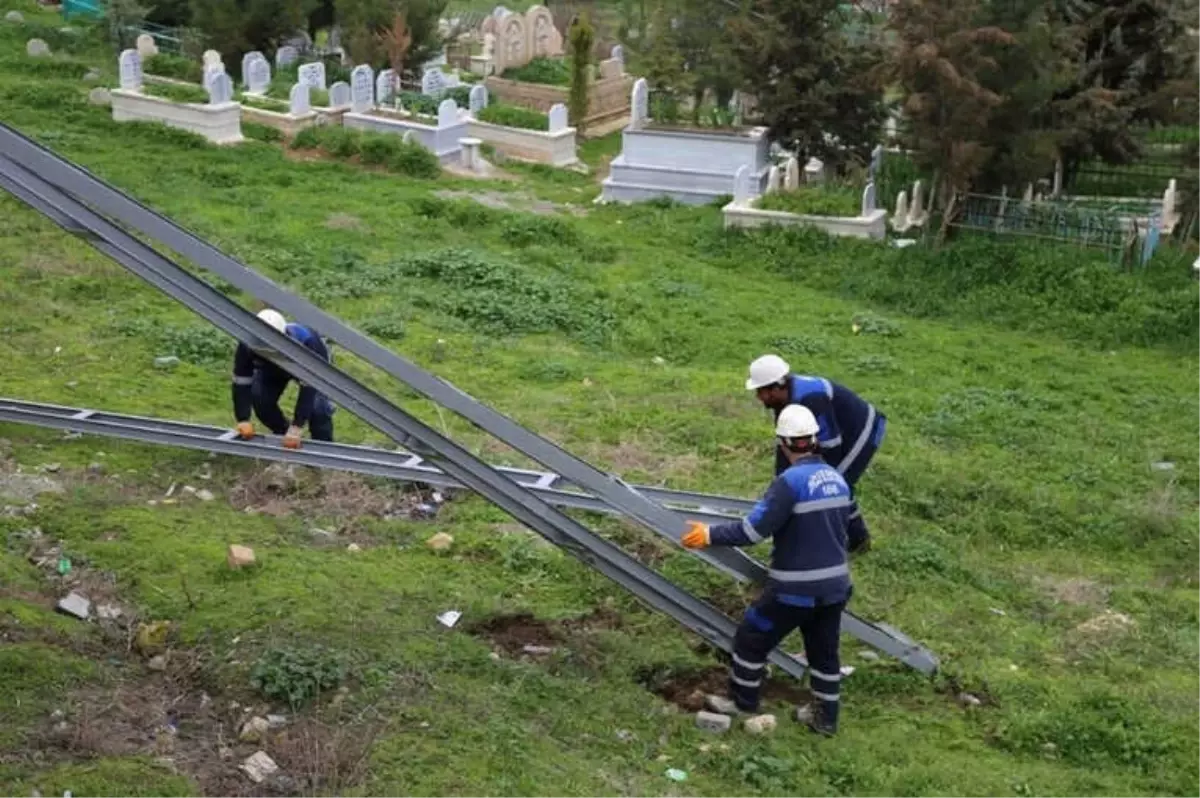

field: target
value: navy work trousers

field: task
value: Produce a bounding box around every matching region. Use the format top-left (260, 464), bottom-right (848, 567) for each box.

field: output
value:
top-left (729, 591), bottom-right (846, 724)
top-left (251, 371), bottom-right (334, 441)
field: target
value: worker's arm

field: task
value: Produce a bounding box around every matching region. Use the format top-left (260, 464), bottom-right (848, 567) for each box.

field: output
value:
top-left (231, 343), bottom-right (256, 423)
top-left (290, 333), bottom-right (330, 428)
top-left (709, 477), bottom-right (794, 547)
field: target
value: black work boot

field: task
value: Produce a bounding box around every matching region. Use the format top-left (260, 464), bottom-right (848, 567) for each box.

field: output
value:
top-left (796, 701), bottom-right (839, 736)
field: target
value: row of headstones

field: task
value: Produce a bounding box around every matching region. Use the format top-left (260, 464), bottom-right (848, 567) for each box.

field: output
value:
top-left (119, 48), bottom-right (237, 104)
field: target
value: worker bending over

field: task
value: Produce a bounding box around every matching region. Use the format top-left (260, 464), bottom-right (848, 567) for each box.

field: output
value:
top-left (683, 405), bottom-right (852, 736)
top-left (745, 353), bottom-right (885, 554)
top-left (231, 309), bottom-right (335, 449)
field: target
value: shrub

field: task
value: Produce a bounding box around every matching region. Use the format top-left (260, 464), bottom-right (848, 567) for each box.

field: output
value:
top-left (394, 248), bottom-right (614, 343)
top-left (397, 90), bottom-right (439, 116)
top-left (358, 132), bottom-right (397, 165)
top-left (477, 103), bottom-right (546, 131)
top-left (249, 646), bottom-right (346, 709)
top-left (242, 121), bottom-right (283, 142)
top-left (13, 58), bottom-right (91, 80)
top-left (756, 185), bottom-right (860, 216)
top-left (143, 81), bottom-right (209, 104)
top-left (501, 57), bottom-right (570, 85)
top-left (321, 127), bottom-right (361, 158)
top-left (143, 53), bottom-right (202, 82)
top-left (290, 125), bottom-right (321, 150)
top-left (385, 140), bottom-right (440, 178)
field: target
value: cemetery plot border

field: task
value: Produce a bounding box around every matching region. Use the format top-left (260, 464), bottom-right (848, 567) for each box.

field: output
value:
top-left (722, 174), bottom-right (887, 239)
top-left (466, 117), bottom-right (577, 167)
top-left (239, 102), bottom-right (318, 137)
top-left (343, 103), bottom-right (469, 163)
top-left (722, 201), bottom-right (889, 239)
top-left (110, 88), bottom-right (243, 145)
top-left (484, 74), bottom-right (632, 136)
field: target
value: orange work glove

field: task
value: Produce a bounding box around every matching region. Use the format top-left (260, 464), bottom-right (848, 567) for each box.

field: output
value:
top-left (681, 520), bottom-right (711, 549)
top-left (282, 425), bottom-right (303, 450)
top-left (235, 421), bottom-right (255, 440)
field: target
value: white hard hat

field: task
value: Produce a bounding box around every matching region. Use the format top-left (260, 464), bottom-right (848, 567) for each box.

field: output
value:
top-left (257, 308), bottom-right (287, 334)
top-left (745, 354), bottom-right (790, 390)
top-left (776, 404), bottom-right (820, 439)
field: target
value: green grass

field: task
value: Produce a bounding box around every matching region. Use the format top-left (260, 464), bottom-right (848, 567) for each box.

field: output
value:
top-left (288, 125), bottom-right (441, 178)
top-left (477, 102), bottom-right (548, 131)
top-left (0, 5), bottom-right (1197, 796)
top-left (142, 81), bottom-right (209, 104)
top-left (756, 185), bottom-right (862, 217)
top-left (501, 56), bottom-right (571, 86)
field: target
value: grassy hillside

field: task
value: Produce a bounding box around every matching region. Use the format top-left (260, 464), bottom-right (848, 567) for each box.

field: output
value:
top-left (0, 5), bottom-right (1197, 796)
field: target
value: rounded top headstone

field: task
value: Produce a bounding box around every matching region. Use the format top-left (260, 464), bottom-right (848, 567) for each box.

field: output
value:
top-left (5, 10), bottom-right (24, 22)
top-left (26, 38), bottom-right (50, 57)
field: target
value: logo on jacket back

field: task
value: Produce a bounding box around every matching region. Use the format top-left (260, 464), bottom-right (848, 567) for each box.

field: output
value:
top-left (807, 467), bottom-right (847, 498)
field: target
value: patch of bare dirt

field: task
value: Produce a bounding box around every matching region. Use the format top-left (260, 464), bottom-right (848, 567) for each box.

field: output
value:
top-left (1034, 575), bottom-right (1109, 608)
top-left (467, 612), bottom-right (562, 655)
top-left (6, 538), bottom-right (383, 796)
top-left (634, 664), bottom-right (812, 712)
top-left (1073, 609), bottom-right (1137, 641)
top-left (583, 438), bottom-right (702, 482)
top-left (323, 213), bottom-right (366, 232)
top-left (433, 189), bottom-right (576, 216)
top-left (230, 465), bottom-right (430, 524)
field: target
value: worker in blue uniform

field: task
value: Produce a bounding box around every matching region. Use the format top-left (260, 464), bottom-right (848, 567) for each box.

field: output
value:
top-left (231, 308), bottom-right (335, 449)
top-left (744, 353), bottom-right (885, 554)
top-left (682, 404), bottom-right (852, 736)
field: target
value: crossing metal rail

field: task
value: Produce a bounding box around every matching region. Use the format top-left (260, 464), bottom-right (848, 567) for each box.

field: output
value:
top-left (0, 121), bottom-right (939, 675)
top-left (0, 400), bottom-right (756, 524)
top-left (0, 398), bottom-right (939, 673)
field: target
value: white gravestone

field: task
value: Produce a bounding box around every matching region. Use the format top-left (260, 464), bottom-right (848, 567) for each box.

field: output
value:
top-left (630, 77), bottom-right (648, 128)
top-left (766, 165), bottom-right (781, 194)
top-left (136, 33), bottom-right (157, 57)
top-left (289, 82), bottom-right (311, 115)
top-left (329, 81), bottom-right (351, 107)
top-left (804, 156), bottom-right (825, 184)
top-left (350, 64), bottom-right (373, 113)
top-left (547, 102), bottom-right (568, 132)
top-left (207, 72), bottom-right (233, 105)
top-left (421, 67), bottom-right (447, 97)
top-left (202, 49), bottom-right (222, 69)
top-left (297, 61), bottom-right (326, 90)
top-left (436, 98), bottom-right (458, 128)
top-left (784, 156), bottom-right (799, 191)
top-left (376, 69), bottom-right (395, 104)
top-left (26, 38), bottom-right (50, 57)
top-left (861, 181), bottom-right (876, 216)
top-left (468, 84), bottom-right (488, 113)
top-left (611, 44), bottom-right (623, 65)
top-left (733, 165), bottom-right (752, 204)
top-left (275, 46), bottom-right (298, 68)
top-left (869, 144), bottom-right (883, 179)
top-left (247, 57), bottom-right (271, 94)
top-left (891, 190), bottom-right (909, 231)
top-left (203, 63), bottom-right (223, 90)
top-left (118, 49), bottom-right (142, 92)
top-left (241, 51), bottom-right (265, 87)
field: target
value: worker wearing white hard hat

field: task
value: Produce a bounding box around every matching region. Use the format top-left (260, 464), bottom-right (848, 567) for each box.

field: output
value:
top-left (682, 402), bottom-right (854, 737)
top-left (744, 353), bottom-right (886, 554)
top-left (229, 308), bottom-right (337, 449)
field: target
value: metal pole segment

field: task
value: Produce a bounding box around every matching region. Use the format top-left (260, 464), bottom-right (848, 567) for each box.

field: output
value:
top-left (0, 153), bottom-right (815, 681)
top-left (0, 123), bottom-right (755, 566)
top-left (0, 399), bottom-right (753, 525)
top-left (0, 396), bottom-right (940, 673)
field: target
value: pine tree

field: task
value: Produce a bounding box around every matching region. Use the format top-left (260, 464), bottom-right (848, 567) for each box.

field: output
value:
top-left (567, 14), bottom-right (595, 134)
top-left (728, 0), bottom-right (885, 167)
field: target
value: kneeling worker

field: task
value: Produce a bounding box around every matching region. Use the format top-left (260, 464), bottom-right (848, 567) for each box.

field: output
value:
top-left (231, 308), bottom-right (335, 449)
top-left (682, 404), bottom-right (852, 736)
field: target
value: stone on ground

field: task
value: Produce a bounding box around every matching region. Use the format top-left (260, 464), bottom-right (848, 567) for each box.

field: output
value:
top-left (695, 711), bottom-right (732, 733)
top-left (227, 544), bottom-right (256, 568)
